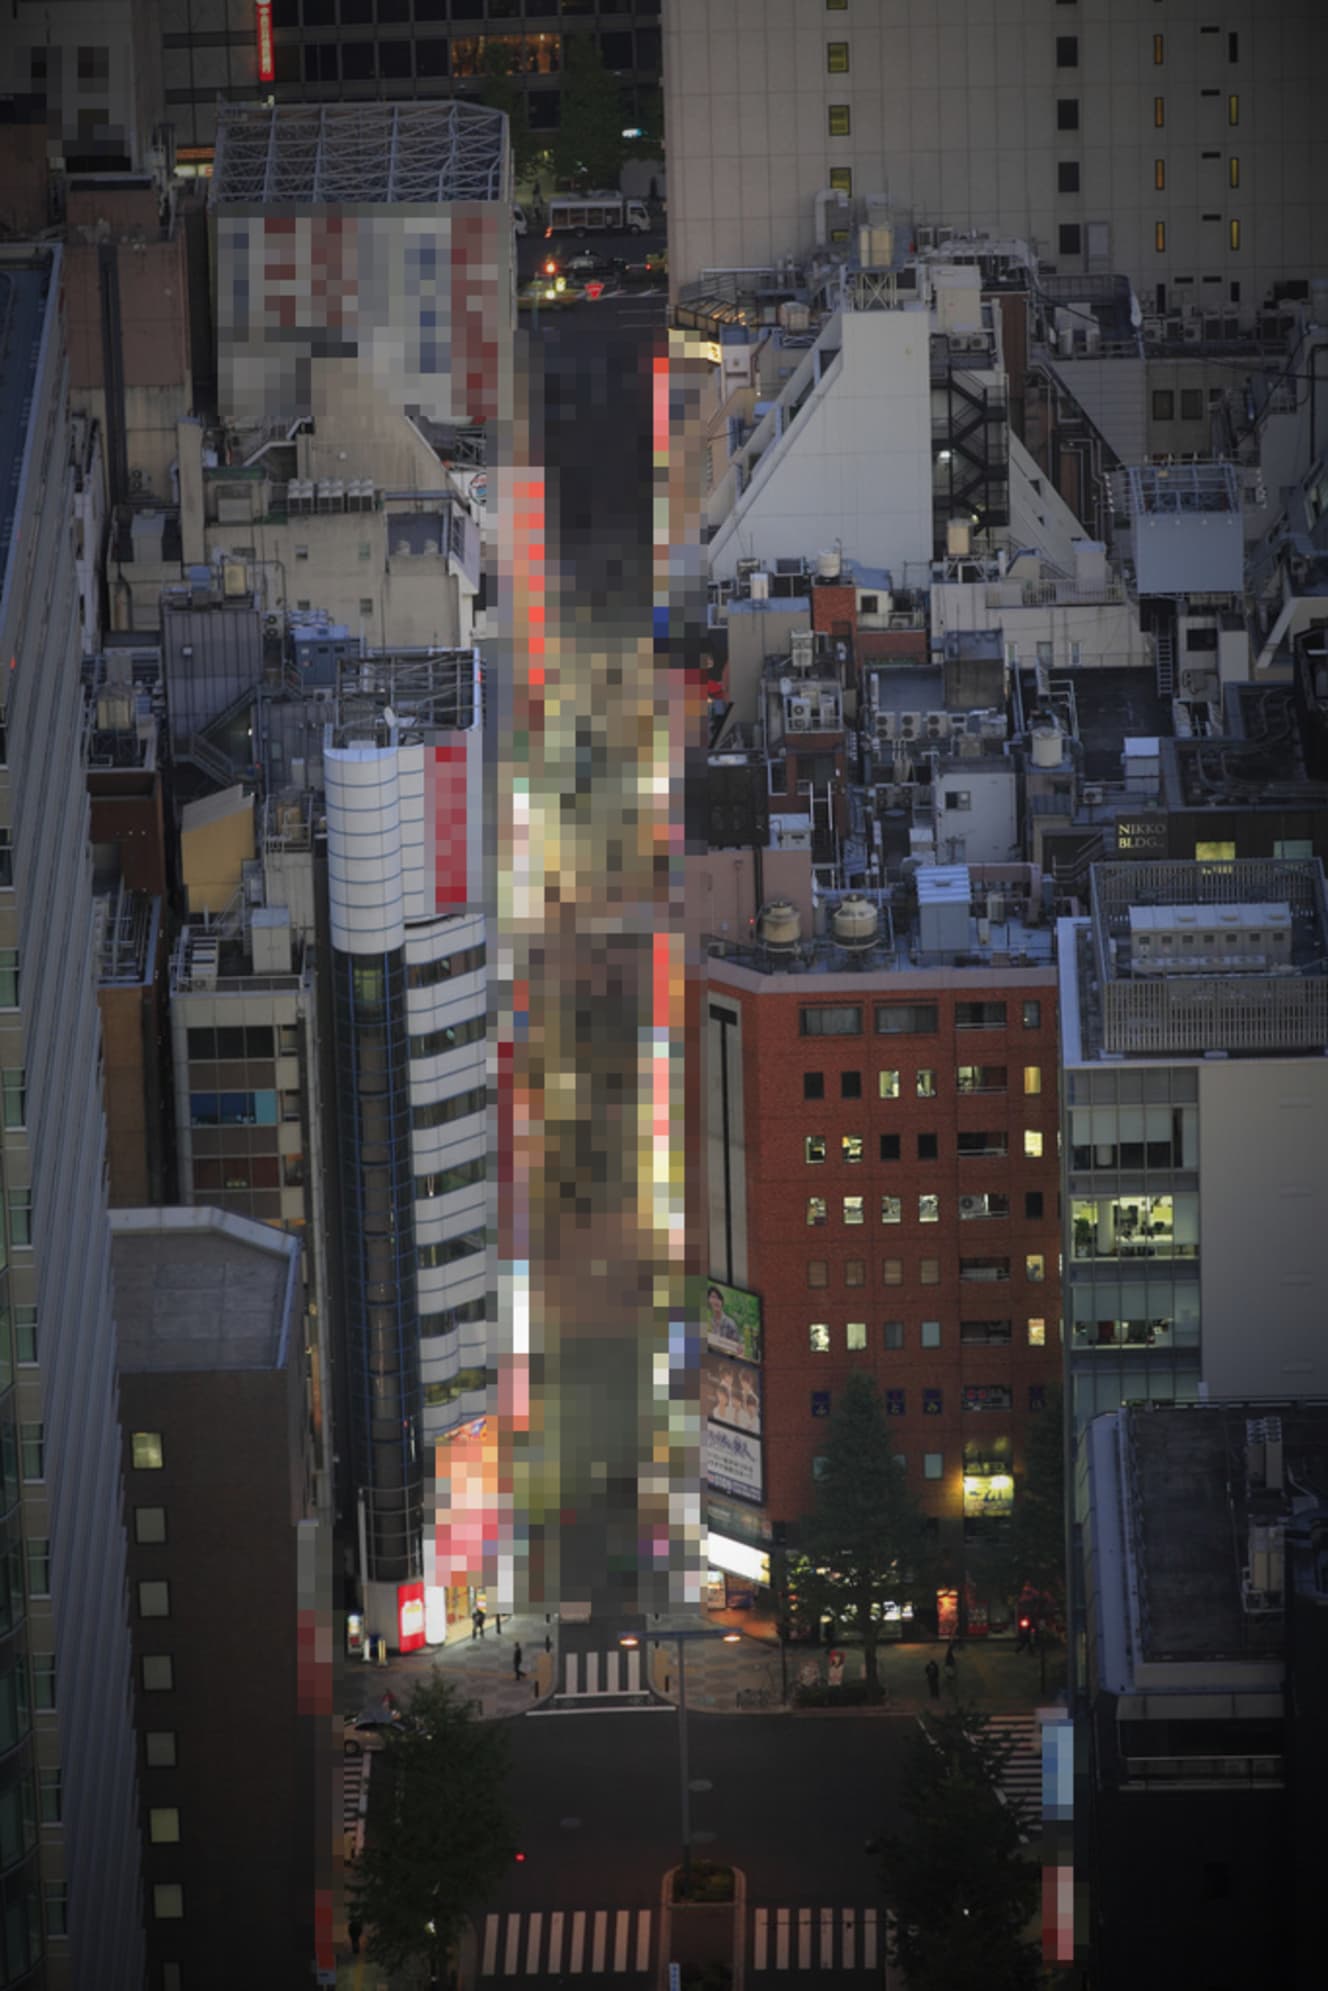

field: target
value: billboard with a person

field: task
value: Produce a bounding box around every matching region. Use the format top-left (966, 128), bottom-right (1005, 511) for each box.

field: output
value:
top-left (699, 1279), bottom-right (763, 1503)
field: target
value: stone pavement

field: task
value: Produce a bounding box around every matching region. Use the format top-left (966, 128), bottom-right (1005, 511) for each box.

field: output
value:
top-left (343, 1611), bottom-right (561, 1725)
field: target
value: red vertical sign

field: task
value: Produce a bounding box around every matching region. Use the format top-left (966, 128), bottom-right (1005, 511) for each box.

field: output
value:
top-left (255, 1), bottom-right (275, 82)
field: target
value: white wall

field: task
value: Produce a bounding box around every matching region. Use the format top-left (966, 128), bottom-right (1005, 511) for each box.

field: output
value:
top-left (932, 761), bottom-right (1019, 864)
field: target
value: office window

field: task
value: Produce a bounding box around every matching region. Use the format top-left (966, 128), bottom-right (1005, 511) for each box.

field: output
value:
top-left (826, 0), bottom-right (847, 7)
top-left (876, 1003), bottom-right (938, 1035)
top-left (807, 1259), bottom-right (829, 1288)
top-left (1024, 1067), bottom-right (1042, 1096)
top-left (77, 44), bottom-right (110, 83)
top-left (154, 1886), bottom-right (184, 1921)
top-left (883, 1258), bottom-right (904, 1286)
top-left (880, 1134), bottom-right (901, 1162)
top-left (1024, 1130), bottom-right (1044, 1159)
top-left (841, 1070), bottom-right (862, 1100)
top-left (828, 105), bottom-right (851, 137)
top-left (881, 1196), bottom-right (902, 1225)
top-left (134, 1506), bottom-right (167, 1545)
top-left (916, 1069), bottom-right (937, 1098)
top-left (956, 1002), bottom-right (1006, 1030)
top-left (920, 1258), bottom-right (940, 1285)
top-left (33, 1655), bottom-right (55, 1712)
top-left (145, 1730), bottom-right (177, 1767)
top-left (829, 167), bottom-right (853, 196)
top-left (1228, 31), bottom-right (1239, 60)
top-left (807, 1198), bottom-right (828, 1227)
top-left (1230, 219), bottom-right (1240, 251)
top-left (1022, 1001), bottom-right (1041, 1029)
top-left (805, 1135), bottom-right (827, 1165)
top-left (883, 1320), bottom-right (904, 1350)
top-left (150, 1808), bottom-right (181, 1844)
top-left (804, 1071), bottom-right (825, 1100)
top-left (7, 1190), bottom-right (31, 1248)
top-left (139, 1580), bottom-right (170, 1619)
top-left (27, 1540), bottom-right (50, 1596)
top-left (958, 1131), bottom-right (1007, 1157)
top-left (845, 1259), bottom-right (865, 1287)
top-left (1228, 95), bottom-right (1239, 125)
top-left (886, 1390), bottom-right (906, 1417)
top-left (1154, 97), bottom-right (1165, 129)
top-left (944, 789), bottom-right (972, 812)
top-left (1028, 1318), bottom-right (1047, 1347)
top-left (827, 42), bottom-right (849, 73)
top-left (0, 950), bottom-right (18, 1007)
top-left (1274, 840), bottom-right (1314, 859)
top-left (843, 1195), bottom-right (864, 1226)
top-left (1056, 36), bottom-right (1078, 66)
top-left (811, 1392), bottom-right (832, 1418)
top-left (20, 1424), bottom-right (44, 1481)
top-left (0, 831), bottom-right (10, 889)
top-left (1057, 99), bottom-right (1079, 131)
top-left (924, 1453), bottom-right (944, 1480)
top-left (801, 1006), bottom-right (861, 1036)
top-left (1229, 157), bottom-right (1239, 189)
top-left (1026, 1253), bottom-right (1046, 1282)
top-left (846, 1321), bottom-right (867, 1351)
top-left (1153, 32), bottom-right (1164, 63)
top-left (921, 1319), bottom-right (941, 1349)
top-left (1058, 225), bottom-right (1082, 256)
top-left (842, 1135), bottom-right (864, 1165)
top-left (918, 1194), bottom-right (940, 1224)
top-left (1058, 161), bottom-right (1080, 193)
top-left (141, 1655), bottom-right (174, 1692)
top-left (917, 1133), bottom-right (938, 1161)
top-left (1155, 221), bottom-right (1167, 253)
top-left (44, 1882), bottom-right (68, 1940)
top-left (957, 1065), bottom-right (1006, 1093)
top-left (38, 1770), bottom-right (61, 1824)
top-left (1181, 388), bottom-right (1204, 421)
top-left (1155, 158), bottom-right (1166, 191)
top-left (878, 1069), bottom-right (900, 1099)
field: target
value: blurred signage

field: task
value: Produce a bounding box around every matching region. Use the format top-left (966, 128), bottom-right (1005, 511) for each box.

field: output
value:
top-left (255, 2), bottom-right (275, 81)
top-left (706, 1531), bottom-right (770, 1586)
top-left (706, 1422), bottom-right (762, 1503)
top-left (963, 1472), bottom-right (1014, 1518)
top-left (397, 1581), bottom-right (425, 1652)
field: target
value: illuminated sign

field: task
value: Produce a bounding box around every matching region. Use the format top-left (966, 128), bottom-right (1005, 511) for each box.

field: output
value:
top-left (255, 1), bottom-right (275, 82)
top-left (706, 1531), bottom-right (771, 1586)
top-left (963, 1472), bottom-right (1014, 1517)
top-left (397, 1581), bottom-right (425, 1652)
top-left (1115, 814), bottom-right (1167, 855)
top-left (701, 1279), bottom-right (762, 1365)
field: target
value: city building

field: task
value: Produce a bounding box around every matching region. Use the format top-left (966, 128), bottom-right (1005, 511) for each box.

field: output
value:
top-left (1, 243), bottom-right (145, 1987)
top-left (1076, 1399), bottom-right (1328, 1988)
top-left (663, 0), bottom-right (1328, 331)
top-left (1058, 858), bottom-right (1328, 1433)
top-left (111, 1206), bottom-right (334, 1989)
top-left (0, 0), bottom-right (165, 177)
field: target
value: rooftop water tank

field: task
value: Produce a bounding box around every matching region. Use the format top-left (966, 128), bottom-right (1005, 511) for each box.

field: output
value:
top-left (817, 549), bottom-right (843, 581)
top-left (832, 896), bottom-right (879, 949)
top-left (1031, 721), bottom-right (1063, 768)
top-left (758, 900), bottom-right (802, 950)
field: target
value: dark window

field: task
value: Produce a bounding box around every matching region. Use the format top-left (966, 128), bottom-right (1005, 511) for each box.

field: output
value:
top-left (379, 38), bottom-right (413, 76)
top-left (804, 1071), bottom-right (825, 1101)
top-left (1056, 36), bottom-right (1078, 65)
top-left (339, 0), bottom-right (371, 19)
top-left (885, 1388), bottom-right (906, 1414)
top-left (923, 1388), bottom-right (943, 1415)
top-left (1022, 1001), bottom-right (1041, 1028)
top-left (377, 0), bottom-right (408, 18)
top-left (1029, 1385), bottom-right (1047, 1411)
top-left (1057, 99), bottom-right (1079, 131)
top-left (1228, 32), bottom-right (1238, 61)
top-left (956, 1002), bottom-right (1006, 1030)
top-left (77, 45), bottom-right (111, 82)
top-left (414, 0), bottom-right (446, 15)
top-left (880, 1133), bottom-right (901, 1162)
top-left (1186, 626), bottom-right (1218, 651)
top-left (1180, 387), bottom-right (1204, 421)
top-left (1152, 389), bottom-right (1175, 421)
top-left (1057, 161), bottom-right (1080, 193)
top-left (802, 1005), bottom-right (862, 1037)
top-left (302, 0), bottom-right (334, 22)
top-left (341, 41), bottom-right (374, 78)
top-left (875, 1003), bottom-right (938, 1035)
top-left (883, 1322), bottom-right (904, 1351)
top-left (840, 1070), bottom-right (862, 1101)
top-left (1025, 1191), bottom-right (1044, 1220)
top-left (416, 38), bottom-right (449, 75)
top-left (1058, 224), bottom-right (1082, 256)
top-left (917, 1133), bottom-right (938, 1161)
top-left (304, 42), bottom-right (339, 80)
top-left (600, 31), bottom-right (633, 67)
top-left (811, 1392), bottom-right (832, 1419)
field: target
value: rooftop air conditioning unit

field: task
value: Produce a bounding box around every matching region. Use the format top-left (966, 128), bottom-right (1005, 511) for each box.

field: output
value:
top-left (899, 713), bottom-right (919, 737)
top-left (790, 631), bottom-right (815, 671)
top-left (959, 1195), bottom-right (983, 1217)
top-left (788, 699), bottom-right (812, 729)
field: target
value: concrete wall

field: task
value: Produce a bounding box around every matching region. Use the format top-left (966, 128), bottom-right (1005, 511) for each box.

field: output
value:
top-left (1198, 1056), bottom-right (1328, 1399)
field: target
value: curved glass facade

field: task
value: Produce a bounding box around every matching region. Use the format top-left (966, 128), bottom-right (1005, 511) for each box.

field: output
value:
top-left (332, 949), bottom-right (422, 1583)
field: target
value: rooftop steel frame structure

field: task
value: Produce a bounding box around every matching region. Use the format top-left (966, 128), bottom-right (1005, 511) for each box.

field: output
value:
top-left (210, 101), bottom-right (508, 208)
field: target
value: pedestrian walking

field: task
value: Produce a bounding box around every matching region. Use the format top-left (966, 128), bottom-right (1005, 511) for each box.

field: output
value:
top-left (472, 1607), bottom-right (486, 1641)
top-left (544, 1632), bottom-right (553, 1654)
top-left (925, 1658), bottom-right (941, 1700)
top-left (347, 1918), bottom-right (363, 1956)
top-left (493, 1613), bottom-right (503, 1635)
top-left (513, 1641), bottom-right (524, 1681)
top-left (944, 1640), bottom-right (957, 1676)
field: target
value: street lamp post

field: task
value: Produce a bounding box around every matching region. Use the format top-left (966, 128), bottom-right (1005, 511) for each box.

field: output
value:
top-left (621, 1627), bottom-right (742, 1900)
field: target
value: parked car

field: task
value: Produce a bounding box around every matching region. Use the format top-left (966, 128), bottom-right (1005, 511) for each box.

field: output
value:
top-left (562, 250), bottom-right (625, 281)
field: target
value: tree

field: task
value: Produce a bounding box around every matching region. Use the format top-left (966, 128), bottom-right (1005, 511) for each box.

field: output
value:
top-left (552, 35), bottom-right (625, 193)
top-left (998, 1384), bottom-right (1067, 1645)
top-left (351, 1676), bottom-right (516, 1983)
top-left (792, 1372), bottom-right (932, 1692)
top-left (877, 1702), bottom-right (1041, 1991)
top-left (476, 41), bottom-right (540, 184)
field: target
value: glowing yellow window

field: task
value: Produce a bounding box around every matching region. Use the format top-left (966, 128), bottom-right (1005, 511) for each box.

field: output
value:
top-left (1228, 95), bottom-right (1239, 126)
top-left (1024, 1066), bottom-right (1043, 1097)
top-left (1154, 97), bottom-right (1165, 129)
top-left (1027, 1318), bottom-right (1047, 1347)
top-left (829, 167), bottom-right (853, 195)
top-left (1155, 222), bottom-right (1166, 252)
top-left (1024, 1130), bottom-right (1044, 1158)
top-left (1229, 156), bottom-right (1239, 189)
top-left (827, 42), bottom-right (850, 73)
top-left (1154, 159), bottom-right (1166, 192)
top-left (1153, 34), bottom-right (1164, 64)
top-left (1230, 218), bottom-right (1240, 250)
top-left (828, 105), bottom-right (851, 138)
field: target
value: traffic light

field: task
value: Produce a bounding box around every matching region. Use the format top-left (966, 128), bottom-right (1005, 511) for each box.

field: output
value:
top-left (514, 1850), bottom-right (527, 1865)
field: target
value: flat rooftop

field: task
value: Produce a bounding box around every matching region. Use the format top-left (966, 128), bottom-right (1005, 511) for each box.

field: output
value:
top-left (210, 101), bottom-right (507, 207)
top-left (112, 1209), bottom-right (298, 1373)
top-left (0, 255), bottom-right (55, 619)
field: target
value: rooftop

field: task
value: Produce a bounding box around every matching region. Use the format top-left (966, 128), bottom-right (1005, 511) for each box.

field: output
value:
top-left (111, 1208), bottom-right (299, 1374)
top-left (1125, 462), bottom-right (1242, 518)
top-left (210, 101), bottom-right (508, 208)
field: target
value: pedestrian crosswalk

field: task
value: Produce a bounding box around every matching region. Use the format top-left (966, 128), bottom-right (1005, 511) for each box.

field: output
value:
top-left (749, 1906), bottom-right (879, 1974)
top-left (341, 1742), bottom-right (370, 1858)
top-left (561, 1649), bottom-right (646, 1698)
top-left (985, 1713), bottom-right (1042, 1837)
top-left (479, 1908), bottom-right (652, 1977)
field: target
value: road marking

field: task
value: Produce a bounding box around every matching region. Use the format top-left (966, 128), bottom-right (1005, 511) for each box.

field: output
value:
top-left (481, 1914), bottom-right (499, 1976)
top-left (524, 1912), bottom-right (542, 1975)
top-left (819, 1907), bottom-right (834, 1968)
top-left (775, 1907), bottom-right (790, 1970)
top-left (503, 1916), bottom-right (521, 1976)
top-left (613, 1910), bottom-right (630, 1972)
top-left (591, 1908), bottom-right (608, 1973)
top-left (754, 1908), bottom-right (769, 1970)
top-left (548, 1911), bottom-right (564, 1975)
top-left (570, 1911), bottom-right (586, 1973)
top-left (863, 1909), bottom-right (878, 1970)
top-left (841, 1908), bottom-right (855, 1972)
top-left (797, 1908), bottom-right (811, 1969)
top-left (635, 1910), bottom-right (651, 1972)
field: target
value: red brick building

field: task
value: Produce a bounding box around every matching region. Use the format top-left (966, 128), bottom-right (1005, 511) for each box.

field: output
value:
top-left (704, 958), bottom-right (1062, 1624)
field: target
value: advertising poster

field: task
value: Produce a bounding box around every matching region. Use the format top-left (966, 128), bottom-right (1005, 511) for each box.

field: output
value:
top-left (702, 1279), bottom-right (763, 1366)
top-left (699, 1277), bottom-right (764, 1503)
top-left (705, 1420), bottom-right (763, 1503)
top-left (702, 1349), bottom-right (763, 1437)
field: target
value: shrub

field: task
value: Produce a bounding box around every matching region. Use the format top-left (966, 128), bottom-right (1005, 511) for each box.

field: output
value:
top-left (673, 1860), bottom-right (736, 1904)
top-left (792, 1679), bottom-right (887, 1709)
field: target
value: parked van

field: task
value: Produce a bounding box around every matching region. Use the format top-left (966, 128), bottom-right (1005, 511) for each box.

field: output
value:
top-left (513, 205), bottom-right (529, 236)
top-left (546, 195), bottom-right (650, 237)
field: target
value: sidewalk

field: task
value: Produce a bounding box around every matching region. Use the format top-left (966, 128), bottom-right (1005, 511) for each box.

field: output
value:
top-left (342, 1612), bottom-right (560, 1725)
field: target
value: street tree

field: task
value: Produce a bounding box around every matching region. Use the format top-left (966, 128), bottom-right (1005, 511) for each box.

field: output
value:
top-left (552, 35), bottom-right (625, 193)
top-left (999, 1383), bottom-right (1067, 1643)
top-left (792, 1371), bottom-right (932, 1692)
top-left (476, 41), bottom-right (540, 184)
top-left (350, 1675), bottom-right (515, 1983)
top-left (877, 1702), bottom-right (1041, 1991)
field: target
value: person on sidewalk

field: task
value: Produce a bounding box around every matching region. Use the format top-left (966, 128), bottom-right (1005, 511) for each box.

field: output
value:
top-left (513, 1641), bottom-right (524, 1681)
top-left (493, 1614), bottom-right (502, 1635)
top-left (944, 1640), bottom-right (958, 1678)
top-left (472, 1607), bottom-right (486, 1641)
top-left (925, 1658), bottom-right (941, 1700)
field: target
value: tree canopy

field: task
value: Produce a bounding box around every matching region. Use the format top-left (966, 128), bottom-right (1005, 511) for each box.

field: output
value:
top-left (475, 41), bottom-right (540, 184)
top-left (552, 36), bottom-right (626, 193)
top-left (877, 1702), bottom-right (1041, 1991)
top-left (792, 1371), bottom-right (932, 1688)
top-left (350, 1675), bottom-right (515, 1980)
top-left (998, 1383), bottom-right (1067, 1637)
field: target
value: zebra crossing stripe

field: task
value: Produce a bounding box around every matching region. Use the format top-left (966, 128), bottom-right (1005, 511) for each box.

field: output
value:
top-left (748, 1907), bottom-right (878, 1974)
top-left (570, 1910), bottom-right (586, 1973)
top-left (862, 1909), bottom-right (877, 1970)
top-left (613, 1909), bottom-right (630, 1972)
top-left (503, 1916), bottom-right (520, 1976)
top-left (478, 1907), bottom-right (652, 1976)
top-left (841, 1908), bottom-right (855, 1971)
top-left (819, 1908), bottom-right (834, 1969)
top-left (525, 1912), bottom-right (542, 1975)
top-left (482, 1916), bottom-right (499, 1976)
top-left (591, 1908), bottom-right (608, 1972)
top-left (634, 1912), bottom-right (650, 1972)
top-left (775, 1907), bottom-right (790, 1970)
top-left (797, 1908), bottom-right (811, 1969)
top-left (754, 1908), bottom-right (769, 1970)
top-left (548, 1911), bottom-right (565, 1975)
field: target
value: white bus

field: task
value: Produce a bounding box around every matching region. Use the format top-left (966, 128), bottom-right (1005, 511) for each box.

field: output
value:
top-left (546, 194), bottom-right (650, 237)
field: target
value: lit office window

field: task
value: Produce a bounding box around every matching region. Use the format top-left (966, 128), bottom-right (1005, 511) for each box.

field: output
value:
top-left (1229, 218), bottom-right (1240, 250)
top-left (827, 43), bottom-right (850, 73)
top-left (1154, 158), bottom-right (1166, 191)
top-left (828, 105), bottom-right (851, 137)
top-left (1154, 97), bottom-right (1165, 128)
top-left (1153, 33), bottom-right (1164, 63)
top-left (1155, 221), bottom-right (1166, 252)
top-left (1229, 157), bottom-right (1239, 188)
top-left (1228, 95), bottom-right (1239, 125)
top-left (829, 167), bottom-right (853, 195)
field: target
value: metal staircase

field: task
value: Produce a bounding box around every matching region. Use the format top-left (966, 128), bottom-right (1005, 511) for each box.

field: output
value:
top-left (1154, 625), bottom-right (1175, 699)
